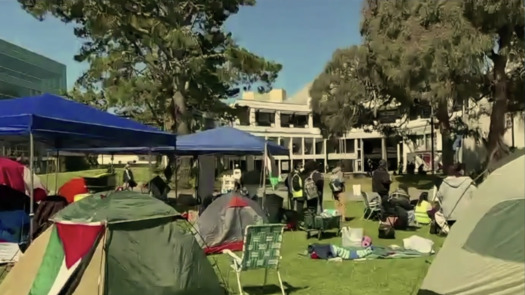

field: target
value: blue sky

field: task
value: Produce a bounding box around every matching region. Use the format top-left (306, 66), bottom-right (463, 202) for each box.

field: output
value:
top-left (0, 0), bottom-right (363, 97)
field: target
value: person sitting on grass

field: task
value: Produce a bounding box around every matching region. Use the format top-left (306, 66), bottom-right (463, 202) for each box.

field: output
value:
top-left (428, 201), bottom-right (450, 234)
top-left (414, 192), bottom-right (432, 225)
top-left (390, 184), bottom-right (417, 229)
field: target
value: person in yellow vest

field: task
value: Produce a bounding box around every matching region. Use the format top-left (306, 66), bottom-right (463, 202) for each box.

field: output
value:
top-left (414, 192), bottom-right (432, 225)
top-left (285, 164), bottom-right (304, 215)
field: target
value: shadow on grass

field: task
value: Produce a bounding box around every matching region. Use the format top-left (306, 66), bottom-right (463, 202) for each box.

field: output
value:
top-left (243, 282), bottom-right (308, 294)
top-left (395, 174), bottom-right (443, 190)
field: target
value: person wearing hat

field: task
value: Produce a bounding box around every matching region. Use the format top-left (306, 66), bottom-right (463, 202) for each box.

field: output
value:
top-left (123, 163), bottom-right (136, 190)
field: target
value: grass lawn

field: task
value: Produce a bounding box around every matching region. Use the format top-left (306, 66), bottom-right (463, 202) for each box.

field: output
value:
top-left (210, 201), bottom-right (444, 295)
top-left (1, 169), bottom-right (443, 294)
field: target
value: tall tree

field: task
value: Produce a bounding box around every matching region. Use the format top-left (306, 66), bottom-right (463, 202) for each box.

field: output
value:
top-left (309, 46), bottom-right (376, 137)
top-left (462, 0), bottom-right (525, 162)
top-left (19, 0), bottom-right (281, 134)
top-left (360, 0), bottom-right (494, 171)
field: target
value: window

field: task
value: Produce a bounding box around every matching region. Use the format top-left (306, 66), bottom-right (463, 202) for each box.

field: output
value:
top-left (463, 199), bottom-right (525, 263)
top-left (255, 111), bottom-right (274, 127)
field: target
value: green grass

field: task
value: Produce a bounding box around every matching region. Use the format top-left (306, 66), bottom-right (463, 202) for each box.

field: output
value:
top-left (211, 202), bottom-right (444, 295)
top-left (2, 169), bottom-right (442, 294)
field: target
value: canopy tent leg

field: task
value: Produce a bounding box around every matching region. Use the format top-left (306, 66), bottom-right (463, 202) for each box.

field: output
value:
top-left (29, 133), bottom-right (35, 243)
top-left (148, 149), bottom-right (152, 194)
top-left (261, 142), bottom-right (268, 210)
top-left (45, 151), bottom-right (50, 189)
top-left (54, 150), bottom-right (59, 194)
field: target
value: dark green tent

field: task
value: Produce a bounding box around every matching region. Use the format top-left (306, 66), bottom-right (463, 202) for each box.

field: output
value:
top-left (0, 191), bottom-right (224, 295)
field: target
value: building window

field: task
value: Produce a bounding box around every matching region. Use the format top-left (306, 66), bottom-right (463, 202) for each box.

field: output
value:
top-left (255, 111), bottom-right (274, 127)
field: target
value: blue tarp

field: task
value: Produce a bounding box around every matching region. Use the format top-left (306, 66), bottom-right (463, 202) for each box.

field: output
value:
top-left (56, 126), bottom-right (289, 156)
top-left (0, 94), bottom-right (176, 148)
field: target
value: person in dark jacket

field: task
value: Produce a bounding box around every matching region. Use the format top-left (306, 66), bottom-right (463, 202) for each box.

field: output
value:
top-left (372, 159), bottom-right (392, 199)
top-left (123, 164), bottom-right (136, 190)
top-left (285, 163), bottom-right (304, 215)
top-left (302, 160), bottom-right (324, 214)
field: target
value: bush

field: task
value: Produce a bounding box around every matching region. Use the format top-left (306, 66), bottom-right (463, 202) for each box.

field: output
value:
top-left (64, 156), bottom-right (91, 172)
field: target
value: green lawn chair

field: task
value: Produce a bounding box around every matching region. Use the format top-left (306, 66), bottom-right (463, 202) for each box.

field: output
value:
top-left (223, 224), bottom-right (286, 295)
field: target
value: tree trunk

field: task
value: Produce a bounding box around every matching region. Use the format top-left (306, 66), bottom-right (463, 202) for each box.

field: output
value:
top-left (170, 90), bottom-right (192, 190)
top-left (436, 101), bottom-right (454, 174)
top-left (486, 53), bottom-right (511, 165)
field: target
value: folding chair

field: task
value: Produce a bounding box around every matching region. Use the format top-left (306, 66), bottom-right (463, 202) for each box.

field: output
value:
top-left (361, 192), bottom-right (382, 220)
top-left (223, 224), bottom-right (286, 295)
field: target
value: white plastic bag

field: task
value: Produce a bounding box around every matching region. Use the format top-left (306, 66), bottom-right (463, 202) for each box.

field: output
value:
top-left (403, 235), bottom-right (434, 254)
top-left (341, 227), bottom-right (363, 247)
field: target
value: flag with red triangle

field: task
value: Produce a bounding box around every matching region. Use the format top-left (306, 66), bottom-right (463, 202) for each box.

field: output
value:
top-left (29, 223), bottom-right (104, 295)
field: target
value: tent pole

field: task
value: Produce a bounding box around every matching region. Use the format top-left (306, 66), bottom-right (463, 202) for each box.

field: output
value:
top-left (55, 149), bottom-right (59, 194)
top-left (148, 149), bottom-right (152, 192)
top-left (261, 142), bottom-right (268, 209)
top-left (45, 151), bottom-right (50, 188)
top-left (29, 133), bottom-right (35, 243)
top-left (174, 155), bottom-right (178, 199)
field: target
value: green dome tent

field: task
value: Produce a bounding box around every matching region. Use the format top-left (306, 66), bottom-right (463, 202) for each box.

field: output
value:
top-left (0, 191), bottom-right (224, 295)
top-left (418, 152), bottom-right (525, 295)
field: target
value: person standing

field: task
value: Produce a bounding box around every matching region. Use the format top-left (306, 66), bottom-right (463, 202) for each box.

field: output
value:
top-left (329, 166), bottom-right (346, 222)
top-left (286, 164), bottom-right (304, 217)
top-left (123, 164), bottom-right (136, 190)
top-left (372, 159), bottom-right (392, 200)
top-left (302, 161), bottom-right (324, 214)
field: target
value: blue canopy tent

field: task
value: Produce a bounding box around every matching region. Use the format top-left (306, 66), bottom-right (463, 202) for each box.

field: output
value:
top-left (0, 93), bottom-right (175, 148)
top-left (0, 94), bottom-right (176, 241)
top-left (55, 126), bottom-right (289, 156)
top-left (176, 126), bottom-right (289, 156)
top-left (55, 127), bottom-right (290, 206)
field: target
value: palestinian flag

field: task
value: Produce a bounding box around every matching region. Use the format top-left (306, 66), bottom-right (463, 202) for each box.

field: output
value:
top-left (29, 223), bottom-right (104, 295)
top-left (264, 149), bottom-right (279, 189)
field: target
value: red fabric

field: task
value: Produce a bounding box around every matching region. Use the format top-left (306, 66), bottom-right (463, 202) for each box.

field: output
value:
top-left (310, 252), bottom-right (320, 259)
top-left (55, 223), bottom-right (104, 269)
top-left (227, 196), bottom-right (248, 208)
top-left (58, 178), bottom-right (88, 203)
top-left (0, 157), bottom-right (47, 201)
top-left (204, 241), bottom-right (244, 255)
top-left (0, 158), bottom-right (27, 196)
top-left (285, 222), bottom-right (297, 231)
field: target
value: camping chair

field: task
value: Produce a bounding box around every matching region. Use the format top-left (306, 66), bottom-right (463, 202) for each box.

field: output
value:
top-left (361, 192), bottom-right (382, 220)
top-left (223, 224), bottom-right (286, 295)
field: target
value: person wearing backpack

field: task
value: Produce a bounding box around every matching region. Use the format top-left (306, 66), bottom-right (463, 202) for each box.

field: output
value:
top-left (329, 166), bottom-right (346, 222)
top-left (286, 163), bottom-right (305, 216)
top-left (302, 161), bottom-right (324, 215)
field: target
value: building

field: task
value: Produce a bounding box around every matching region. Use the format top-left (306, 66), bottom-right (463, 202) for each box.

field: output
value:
top-left (230, 85), bottom-right (401, 176)
top-left (0, 39), bottom-right (67, 166)
top-left (229, 84), bottom-right (524, 177)
top-left (0, 39), bottom-right (67, 99)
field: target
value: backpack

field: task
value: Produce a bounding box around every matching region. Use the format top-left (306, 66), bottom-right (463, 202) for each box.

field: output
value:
top-left (304, 172), bottom-right (320, 200)
top-left (329, 174), bottom-right (343, 193)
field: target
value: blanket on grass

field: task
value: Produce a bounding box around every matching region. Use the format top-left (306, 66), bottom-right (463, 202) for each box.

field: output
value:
top-left (306, 243), bottom-right (429, 260)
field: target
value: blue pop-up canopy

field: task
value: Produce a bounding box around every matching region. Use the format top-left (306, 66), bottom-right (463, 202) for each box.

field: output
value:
top-left (176, 126), bottom-right (289, 155)
top-left (56, 126), bottom-right (289, 156)
top-left (0, 94), bottom-right (176, 148)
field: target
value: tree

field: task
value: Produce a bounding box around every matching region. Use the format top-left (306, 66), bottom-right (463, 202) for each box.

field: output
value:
top-left (462, 0), bottom-right (525, 162)
top-left (19, 0), bottom-right (282, 134)
top-left (360, 0), bottom-right (495, 171)
top-left (309, 46), bottom-right (376, 137)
